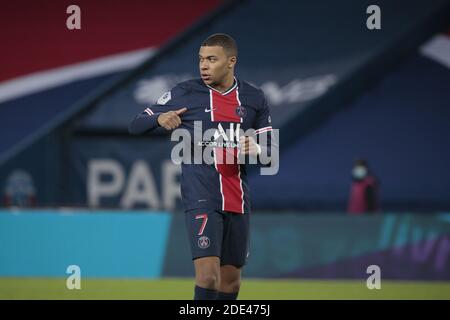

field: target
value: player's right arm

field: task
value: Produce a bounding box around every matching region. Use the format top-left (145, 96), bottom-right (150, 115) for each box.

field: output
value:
top-left (128, 84), bottom-right (188, 135)
top-left (128, 106), bottom-right (187, 134)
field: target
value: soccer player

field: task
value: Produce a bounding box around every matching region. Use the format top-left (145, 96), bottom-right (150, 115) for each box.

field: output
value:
top-left (129, 33), bottom-right (274, 300)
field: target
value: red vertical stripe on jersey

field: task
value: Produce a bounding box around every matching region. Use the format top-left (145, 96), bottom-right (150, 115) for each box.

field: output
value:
top-left (210, 87), bottom-right (244, 214)
top-left (214, 148), bottom-right (244, 214)
top-left (210, 89), bottom-right (241, 123)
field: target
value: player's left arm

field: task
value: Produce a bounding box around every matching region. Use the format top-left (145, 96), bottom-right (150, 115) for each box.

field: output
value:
top-left (240, 93), bottom-right (276, 166)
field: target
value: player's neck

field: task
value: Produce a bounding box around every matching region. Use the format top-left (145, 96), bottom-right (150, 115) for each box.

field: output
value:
top-left (212, 75), bottom-right (235, 93)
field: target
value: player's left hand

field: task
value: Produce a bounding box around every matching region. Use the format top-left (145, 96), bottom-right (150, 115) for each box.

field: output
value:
top-left (239, 136), bottom-right (262, 156)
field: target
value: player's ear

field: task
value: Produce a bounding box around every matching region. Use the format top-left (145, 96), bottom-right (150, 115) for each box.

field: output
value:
top-left (228, 56), bottom-right (236, 69)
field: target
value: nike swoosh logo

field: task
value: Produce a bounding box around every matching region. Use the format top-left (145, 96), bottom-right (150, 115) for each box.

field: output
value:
top-left (204, 108), bottom-right (216, 112)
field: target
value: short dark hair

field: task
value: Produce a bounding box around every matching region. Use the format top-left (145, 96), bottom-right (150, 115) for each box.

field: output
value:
top-left (201, 33), bottom-right (237, 57)
top-left (354, 158), bottom-right (368, 168)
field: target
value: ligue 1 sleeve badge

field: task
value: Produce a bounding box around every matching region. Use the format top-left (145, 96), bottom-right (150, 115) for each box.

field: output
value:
top-left (157, 91), bottom-right (171, 105)
top-left (235, 105), bottom-right (247, 118)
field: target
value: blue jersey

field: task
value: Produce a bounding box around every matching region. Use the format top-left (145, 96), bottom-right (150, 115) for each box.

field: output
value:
top-left (129, 77), bottom-right (272, 214)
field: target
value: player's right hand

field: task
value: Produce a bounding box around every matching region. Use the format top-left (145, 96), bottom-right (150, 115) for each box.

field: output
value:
top-left (157, 107), bottom-right (187, 130)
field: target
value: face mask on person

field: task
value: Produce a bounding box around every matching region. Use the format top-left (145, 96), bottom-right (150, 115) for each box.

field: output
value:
top-left (352, 166), bottom-right (368, 180)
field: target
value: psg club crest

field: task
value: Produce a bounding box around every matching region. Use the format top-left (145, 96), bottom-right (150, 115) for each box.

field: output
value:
top-left (235, 105), bottom-right (247, 118)
top-left (198, 236), bottom-right (210, 249)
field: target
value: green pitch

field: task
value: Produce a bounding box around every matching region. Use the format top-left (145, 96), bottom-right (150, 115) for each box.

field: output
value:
top-left (1, 278), bottom-right (449, 300)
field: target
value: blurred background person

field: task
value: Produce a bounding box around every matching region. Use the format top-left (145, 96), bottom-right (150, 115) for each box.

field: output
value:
top-left (347, 159), bottom-right (380, 214)
top-left (3, 170), bottom-right (36, 208)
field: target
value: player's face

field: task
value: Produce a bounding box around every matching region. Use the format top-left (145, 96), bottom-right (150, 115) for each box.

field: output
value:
top-left (199, 46), bottom-right (235, 87)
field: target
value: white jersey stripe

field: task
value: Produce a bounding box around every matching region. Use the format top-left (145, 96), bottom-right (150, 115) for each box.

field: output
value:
top-left (209, 89), bottom-right (214, 122)
top-left (213, 148), bottom-right (225, 211)
top-left (255, 126), bottom-right (272, 134)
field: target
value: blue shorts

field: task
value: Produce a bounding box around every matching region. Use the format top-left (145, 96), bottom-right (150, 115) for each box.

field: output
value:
top-left (185, 208), bottom-right (250, 268)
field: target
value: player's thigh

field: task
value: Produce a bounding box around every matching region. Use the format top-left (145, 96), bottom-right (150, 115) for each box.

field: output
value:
top-left (221, 211), bottom-right (250, 268)
top-left (185, 208), bottom-right (224, 260)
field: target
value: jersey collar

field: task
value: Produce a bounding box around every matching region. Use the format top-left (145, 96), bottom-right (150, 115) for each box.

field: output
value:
top-left (206, 77), bottom-right (238, 95)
